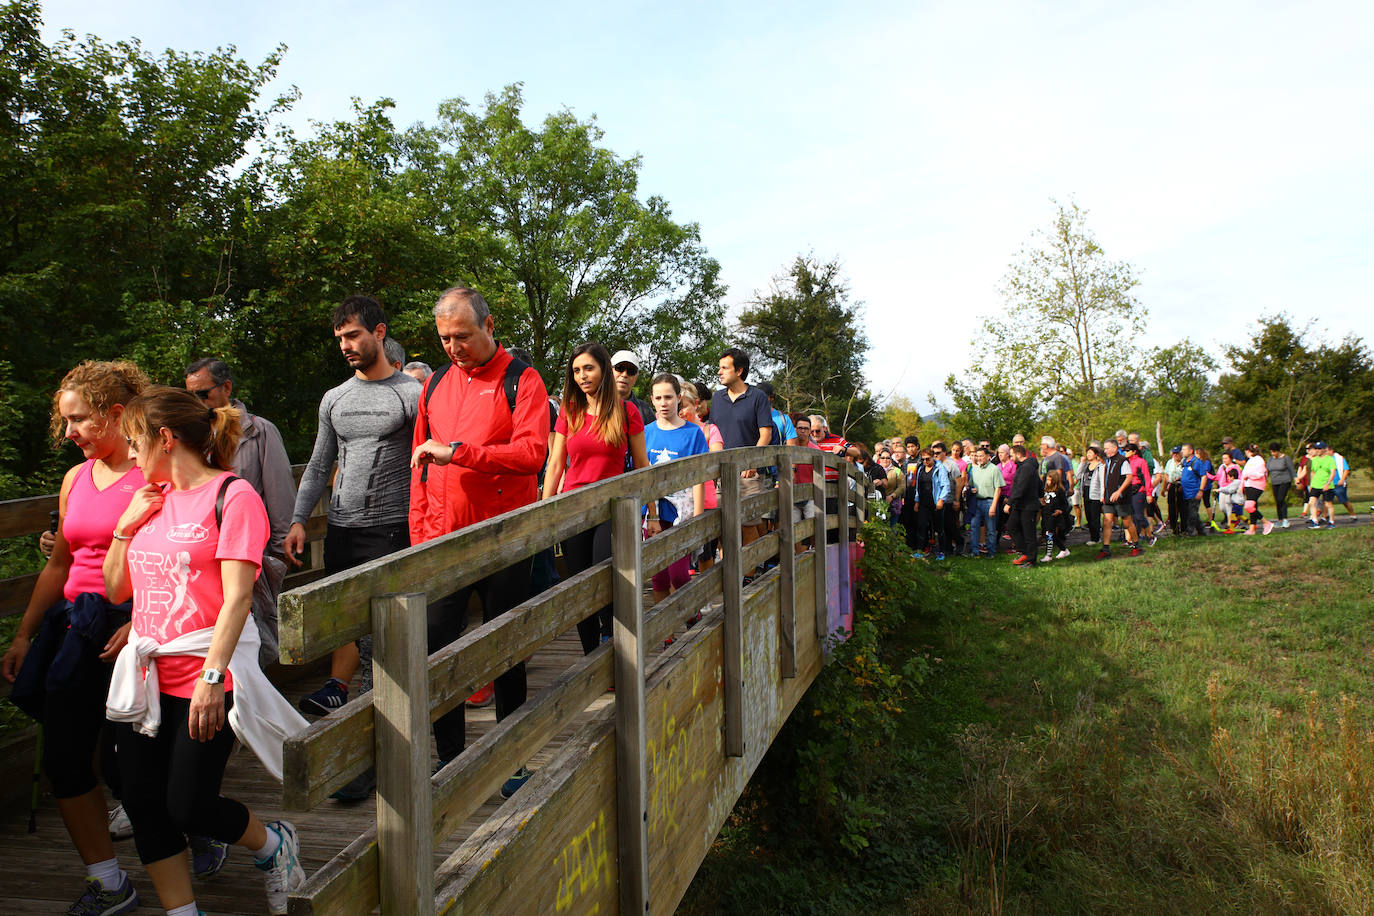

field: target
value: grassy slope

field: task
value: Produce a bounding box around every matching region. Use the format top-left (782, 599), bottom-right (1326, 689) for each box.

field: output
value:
top-left (686, 475), bottom-right (1374, 915)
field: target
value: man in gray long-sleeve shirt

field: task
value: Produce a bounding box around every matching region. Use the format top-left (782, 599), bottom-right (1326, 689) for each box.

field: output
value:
top-left (284, 297), bottom-right (420, 788)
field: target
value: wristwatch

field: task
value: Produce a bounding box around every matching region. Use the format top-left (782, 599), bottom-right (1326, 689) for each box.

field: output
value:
top-left (200, 668), bottom-right (225, 686)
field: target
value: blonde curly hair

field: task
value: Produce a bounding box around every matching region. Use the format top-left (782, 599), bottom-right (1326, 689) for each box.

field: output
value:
top-left (49, 360), bottom-right (150, 447)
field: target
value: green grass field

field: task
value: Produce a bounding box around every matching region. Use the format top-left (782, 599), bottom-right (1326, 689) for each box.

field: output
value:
top-left (685, 479), bottom-right (1374, 915)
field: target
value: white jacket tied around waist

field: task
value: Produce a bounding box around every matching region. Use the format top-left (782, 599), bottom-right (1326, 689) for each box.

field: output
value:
top-left (106, 619), bottom-right (307, 780)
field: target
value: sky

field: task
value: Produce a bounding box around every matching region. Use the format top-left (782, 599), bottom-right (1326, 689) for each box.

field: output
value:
top-left (38, 0), bottom-right (1374, 411)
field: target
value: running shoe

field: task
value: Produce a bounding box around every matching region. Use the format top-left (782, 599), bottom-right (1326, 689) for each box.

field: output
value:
top-left (66, 874), bottom-right (138, 915)
top-left (1263, 521), bottom-right (1274, 534)
top-left (298, 677), bottom-right (349, 716)
top-left (1012, 554), bottom-right (1029, 566)
top-left (1242, 529), bottom-right (1255, 536)
top-left (934, 553), bottom-right (946, 561)
top-left (467, 682), bottom-right (495, 707)
top-left (107, 803), bottom-right (132, 841)
top-left (1306, 519), bottom-right (1321, 529)
top-left (1056, 548), bottom-right (1070, 559)
top-left (1129, 545), bottom-right (1142, 557)
top-left (1095, 547), bottom-right (1111, 560)
top-left (685, 611), bottom-right (703, 628)
top-left (1146, 534), bottom-right (1158, 547)
top-left (1281, 519), bottom-right (1290, 528)
top-left (330, 767), bottom-right (376, 802)
top-left (1085, 539), bottom-right (1099, 546)
top-left (191, 834), bottom-right (229, 879)
top-left (256, 820), bottom-right (305, 916)
top-left (1042, 551), bottom-right (1054, 563)
top-left (911, 551), bottom-right (926, 559)
top-left (500, 767), bottom-right (533, 799)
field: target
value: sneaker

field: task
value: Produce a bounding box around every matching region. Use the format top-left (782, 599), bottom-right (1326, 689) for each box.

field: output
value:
top-left (685, 611), bottom-right (703, 628)
top-left (330, 766), bottom-right (376, 801)
top-left (1042, 551), bottom-right (1054, 563)
top-left (1085, 539), bottom-right (1099, 546)
top-left (108, 803), bottom-right (132, 841)
top-left (432, 758), bottom-right (452, 777)
top-left (1307, 520), bottom-right (1321, 529)
top-left (298, 677), bottom-right (348, 716)
top-left (1351, 515), bottom-right (1360, 524)
top-left (467, 682), bottom-right (495, 707)
top-left (911, 551), bottom-right (926, 559)
top-left (1012, 554), bottom-right (1029, 566)
top-left (934, 553), bottom-right (946, 561)
top-left (500, 766), bottom-right (533, 799)
top-left (1095, 547), bottom-right (1111, 560)
top-left (1263, 521), bottom-right (1274, 534)
top-left (1147, 534), bottom-right (1158, 547)
top-left (1281, 519), bottom-right (1290, 528)
top-left (1242, 529), bottom-right (1255, 536)
top-left (66, 874), bottom-right (138, 915)
top-left (1129, 546), bottom-right (1142, 557)
top-left (191, 834), bottom-right (229, 879)
top-left (1056, 548), bottom-right (1070, 559)
top-left (256, 820), bottom-right (305, 916)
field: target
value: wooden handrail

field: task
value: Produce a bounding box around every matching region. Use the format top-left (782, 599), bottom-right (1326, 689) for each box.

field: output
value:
top-left (279, 446), bottom-right (871, 915)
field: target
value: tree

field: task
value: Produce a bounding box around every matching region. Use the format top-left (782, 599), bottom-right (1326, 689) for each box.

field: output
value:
top-left (735, 255), bottom-right (876, 441)
top-left (1215, 316), bottom-right (1374, 459)
top-left (418, 84), bottom-right (726, 387)
top-left (942, 374), bottom-right (1039, 446)
top-left (977, 201), bottom-right (1144, 445)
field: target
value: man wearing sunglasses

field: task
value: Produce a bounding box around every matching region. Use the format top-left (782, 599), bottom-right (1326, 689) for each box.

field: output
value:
top-left (610, 349), bottom-right (655, 425)
top-left (184, 358), bottom-right (296, 560)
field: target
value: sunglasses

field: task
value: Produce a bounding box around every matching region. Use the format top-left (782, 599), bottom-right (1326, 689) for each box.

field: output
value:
top-left (613, 364), bottom-right (639, 376)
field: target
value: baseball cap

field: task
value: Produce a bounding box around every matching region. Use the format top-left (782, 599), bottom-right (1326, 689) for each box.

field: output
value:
top-left (1314, 440), bottom-right (1328, 449)
top-left (610, 350), bottom-right (642, 371)
top-left (1171, 445), bottom-right (1182, 453)
top-left (1222, 436), bottom-right (1234, 443)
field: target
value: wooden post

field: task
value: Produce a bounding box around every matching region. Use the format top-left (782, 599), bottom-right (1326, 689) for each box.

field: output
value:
top-left (718, 461), bottom-right (745, 758)
top-left (610, 497), bottom-right (650, 915)
top-left (836, 467), bottom-right (850, 618)
top-left (813, 453), bottom-right (828, 639)
top-left (777, 453), bottom-right (797, 678)
top-left (372, 593), bottom-right (433, 916)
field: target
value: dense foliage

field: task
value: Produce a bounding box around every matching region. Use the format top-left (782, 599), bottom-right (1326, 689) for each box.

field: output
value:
top-left (0, 0), bottom-right (732, 495)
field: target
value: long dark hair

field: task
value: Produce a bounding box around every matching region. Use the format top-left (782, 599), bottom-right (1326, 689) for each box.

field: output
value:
top-left (561, 343), bottom-right (625, 448)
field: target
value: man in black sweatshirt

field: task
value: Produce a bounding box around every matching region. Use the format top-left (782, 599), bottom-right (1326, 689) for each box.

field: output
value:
top-left (1006, 443), bottom-right (1043, 566)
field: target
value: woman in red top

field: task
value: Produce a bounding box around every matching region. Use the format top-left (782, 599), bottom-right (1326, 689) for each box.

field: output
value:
top-left (543, 343), bottom-right (648, 654)
top-left (1, 361), bottom-right (147, 914)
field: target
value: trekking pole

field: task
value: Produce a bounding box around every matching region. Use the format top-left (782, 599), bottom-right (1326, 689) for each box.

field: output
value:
top-left (28, 724), bottom-right (43, 833)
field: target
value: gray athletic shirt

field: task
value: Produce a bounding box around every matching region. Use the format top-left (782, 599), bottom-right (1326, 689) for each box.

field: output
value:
top-left (291, 371), bottom-right (421, 528)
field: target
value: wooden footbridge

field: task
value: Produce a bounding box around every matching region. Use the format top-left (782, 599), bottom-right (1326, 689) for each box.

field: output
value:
top-left (0, 446), bottom-right (868, 915)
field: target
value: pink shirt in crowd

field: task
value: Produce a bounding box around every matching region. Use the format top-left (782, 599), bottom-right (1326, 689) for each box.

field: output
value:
top-left (127, 473), bottom-right (268, 698)
top-left (999, 459), bottom-right (1016, 498)
top-left (1241, 455), bottom-right (1268, 491)
top-left (555, 404), bottom-right (645, 492)
top-left (63, 460), bottom-right (146, 602)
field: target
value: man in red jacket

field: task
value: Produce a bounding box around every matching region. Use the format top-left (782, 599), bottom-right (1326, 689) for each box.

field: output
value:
top-left (409, 286), bottom-right (549, 796)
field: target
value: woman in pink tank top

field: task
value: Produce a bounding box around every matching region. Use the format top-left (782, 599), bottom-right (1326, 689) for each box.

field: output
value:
top-left (0, 360), bottom-right (149, 913)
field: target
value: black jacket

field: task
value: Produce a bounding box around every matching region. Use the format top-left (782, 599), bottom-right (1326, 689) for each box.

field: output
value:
top-left (1009, 457), bottom-right (1043, 508)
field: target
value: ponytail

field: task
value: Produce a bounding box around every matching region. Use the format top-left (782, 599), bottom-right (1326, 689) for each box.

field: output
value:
top-left (207, 404), bottom-right (242, 470)
top-left (122, 385), bottom-right (241, 470)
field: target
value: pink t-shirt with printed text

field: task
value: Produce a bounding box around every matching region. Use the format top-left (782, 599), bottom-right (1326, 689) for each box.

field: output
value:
top-left (126, 474), bottom-right (268, 698)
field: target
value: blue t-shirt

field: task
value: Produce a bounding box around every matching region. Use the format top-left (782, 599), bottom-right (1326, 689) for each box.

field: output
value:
top-left (1179, 457), bottom-right (1211, 499)
top-left (644, 420), bottom-right (709, 524)
top-left (770, 408), bottom-right (797, 445)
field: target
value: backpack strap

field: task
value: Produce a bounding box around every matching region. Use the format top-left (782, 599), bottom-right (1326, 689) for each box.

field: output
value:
top-left (215, 475), bottom-right (242, 530)
top-left (419, 362), bottom-right (453, 442)
top-left (504, 357), bottom-right (531, 414)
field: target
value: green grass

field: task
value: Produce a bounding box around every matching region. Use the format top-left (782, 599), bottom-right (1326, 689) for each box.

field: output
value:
top-left (684, 512), bottom-right (1374, 915)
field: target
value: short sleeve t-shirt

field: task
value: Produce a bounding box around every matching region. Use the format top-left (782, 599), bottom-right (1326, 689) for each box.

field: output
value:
top-left (556, 403), bottom-right (645, 492)
top-left (1042, 452), bottom-right (1071, 483)
top-left (709, 386), bottom-right (773, 451)
top-left (127, 474), bottom-right (269, 698)
top-left (644, 421), bottom-right (709, 523)
top-left (1308, 454), bottom-right (1336, 490)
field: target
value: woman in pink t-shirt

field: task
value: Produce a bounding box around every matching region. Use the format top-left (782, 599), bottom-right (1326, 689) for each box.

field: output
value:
top-left (542, 343), bottom-right (649, 654)
top-left (1, 361), bottom-right (147, 912)
top-left (103, 387), bottom-right (303, 915)
top-left (678, 382), bottom-right (724, 570)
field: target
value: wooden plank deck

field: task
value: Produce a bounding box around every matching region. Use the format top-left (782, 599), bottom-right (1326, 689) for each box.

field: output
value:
top-left (0, 618), bottom-right (690, 915)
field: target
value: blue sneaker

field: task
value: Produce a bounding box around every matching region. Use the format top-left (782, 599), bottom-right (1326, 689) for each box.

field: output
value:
top-left (912, 551), bottom-right (926, 559)
top-left (935, 553), bottom-right (946, 561)
top-left (298, 677), bottom-right (349, 716)
top-left (66, 873), bottom-right (138, 915)
top-left (500, 766), bottom-right (533, 799)
top-left (191, 833), bottom-right (229, 878)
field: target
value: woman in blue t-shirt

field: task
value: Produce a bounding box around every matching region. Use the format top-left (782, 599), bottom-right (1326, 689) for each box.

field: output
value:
top-left (644, 374), bottom-right (707, 605)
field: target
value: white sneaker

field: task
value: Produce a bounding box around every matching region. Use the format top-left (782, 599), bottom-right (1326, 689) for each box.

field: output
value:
top-left (1056, 549), bottom-right (1070, 559)
top-left (256, 820), bottom-right (305, 915)
top-left (108, 803), bottom-right (133, 841)
top-left (1042, 551), bottom-right (1054, 563)
top-left (1281, 519), bottom-right (1290, 528)
top-left (1085, 539), bottom-right (1099, 546)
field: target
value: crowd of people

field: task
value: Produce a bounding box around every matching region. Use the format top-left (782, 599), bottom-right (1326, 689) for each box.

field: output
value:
top-left (856, 430), bottom-right (1360, 566)
top-left (2, 286), bottom-right (872, 915)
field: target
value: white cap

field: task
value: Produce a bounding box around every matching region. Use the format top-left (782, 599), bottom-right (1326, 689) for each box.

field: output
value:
top-left (610, 350), bottom-right (642, 370)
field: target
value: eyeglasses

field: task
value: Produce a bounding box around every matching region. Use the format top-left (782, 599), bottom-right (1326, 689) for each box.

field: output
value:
top-left (189, 387), bottom-right (216, 400)
top-left (613, 364), bottom-right (638, 376)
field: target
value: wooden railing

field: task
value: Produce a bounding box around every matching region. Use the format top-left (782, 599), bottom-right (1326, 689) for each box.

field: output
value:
top-left (0, 464), bottom-right (329, 621)
top-left (276, 446), bottom-right (869, 915)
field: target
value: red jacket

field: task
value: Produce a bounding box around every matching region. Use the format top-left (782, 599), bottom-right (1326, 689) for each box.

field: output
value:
top-left (409, 345), bottom-right (549, 543)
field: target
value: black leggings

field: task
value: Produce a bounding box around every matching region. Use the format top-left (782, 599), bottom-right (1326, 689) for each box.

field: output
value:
top-left (1084, 498), bottom-right (1102, 542)
top-left (426, 558), bottom-right (532, 763)
top-left (1244, 486), bottom-right (1265, 525)
top-left (1272, 482), bottom-right (1292, 520)
top-left (115, 693), bottom-right (248, 864)
top-left (42, 658), bottom-right (121, 800)
top-left (562, 522), bottom-right (613, 654)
